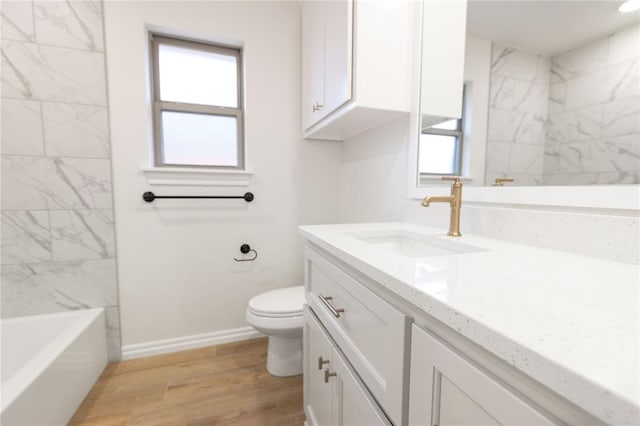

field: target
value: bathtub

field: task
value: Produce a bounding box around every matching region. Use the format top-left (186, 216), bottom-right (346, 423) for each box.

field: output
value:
top-left (1, 309), bottom-right (108, 425)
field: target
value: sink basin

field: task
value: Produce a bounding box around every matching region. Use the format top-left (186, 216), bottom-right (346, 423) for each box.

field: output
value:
top-left (348, 229), bottom-right (484, 258)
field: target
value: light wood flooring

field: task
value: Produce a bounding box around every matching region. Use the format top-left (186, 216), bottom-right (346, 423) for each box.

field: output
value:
top-left (70, 338), bottom-right (304, 425)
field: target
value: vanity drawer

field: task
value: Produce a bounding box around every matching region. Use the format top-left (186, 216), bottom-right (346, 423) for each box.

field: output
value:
top-left (305, 247), bottom-right (409, 425)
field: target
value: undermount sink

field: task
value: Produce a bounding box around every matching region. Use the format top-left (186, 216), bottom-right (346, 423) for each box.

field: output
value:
top-left (348, 229), bottom-right (484, 258)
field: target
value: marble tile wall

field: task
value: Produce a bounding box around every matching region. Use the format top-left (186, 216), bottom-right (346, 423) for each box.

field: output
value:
top-left (485, 24), bottom-right (639, 186)
top-left (1, 0), bottom-right (121, 359)
top-left (545, 24), bottom-right (640, 185)
top-left (485, 44), bottom-right (549, 186)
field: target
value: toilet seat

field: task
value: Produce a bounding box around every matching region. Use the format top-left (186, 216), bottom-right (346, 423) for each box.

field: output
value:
top-left (248, 286), bottom-right (304, 318)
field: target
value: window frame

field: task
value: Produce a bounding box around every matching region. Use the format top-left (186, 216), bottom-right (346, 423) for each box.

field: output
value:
top-left (419, 86), bottom-right (466, 178)
top-left (149, 33), bottom-right (245, 170)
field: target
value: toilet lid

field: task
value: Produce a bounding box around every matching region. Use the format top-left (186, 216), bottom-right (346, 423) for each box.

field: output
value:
top-left (248, 286), bottom-right (304, 317)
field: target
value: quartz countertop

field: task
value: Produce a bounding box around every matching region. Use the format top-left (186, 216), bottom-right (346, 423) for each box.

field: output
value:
top-left (299, 222), bottom-right (639, 425)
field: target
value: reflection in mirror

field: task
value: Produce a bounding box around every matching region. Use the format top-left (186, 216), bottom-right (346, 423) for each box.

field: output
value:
top-left (417, 1), bottom-right (640, 187)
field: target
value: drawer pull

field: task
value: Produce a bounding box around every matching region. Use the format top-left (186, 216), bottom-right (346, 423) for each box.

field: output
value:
top-left (318, 294), bottom-right (344, 318)
top-left (324, 369), bottom-right (337, 383)
top-left (318, 356), bottom-right (329, 370)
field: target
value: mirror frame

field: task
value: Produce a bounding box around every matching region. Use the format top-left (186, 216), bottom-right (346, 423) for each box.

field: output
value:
top-left (407, 3), bottom-right (640, 213)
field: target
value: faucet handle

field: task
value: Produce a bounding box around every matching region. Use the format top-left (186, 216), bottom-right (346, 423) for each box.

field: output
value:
top-left (442, 176), bottom-right (462, 185)
top-left (493, 177), bottom-right (515, 186)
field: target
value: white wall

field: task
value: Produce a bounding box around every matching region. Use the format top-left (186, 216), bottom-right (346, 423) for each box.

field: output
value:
top-left (104, 1), bottom-right (341, 351)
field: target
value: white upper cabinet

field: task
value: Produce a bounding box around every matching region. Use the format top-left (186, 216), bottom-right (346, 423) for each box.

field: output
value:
top-left (419, 0), bottom-right (468, 127)
top-left (301, 0), bottom-right (415, 141)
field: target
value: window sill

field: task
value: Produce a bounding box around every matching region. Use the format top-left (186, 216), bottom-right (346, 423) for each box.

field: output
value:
top-left (142, 167), bottom-right (252, 187)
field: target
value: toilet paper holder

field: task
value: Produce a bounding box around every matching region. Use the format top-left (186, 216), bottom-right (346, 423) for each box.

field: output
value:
top-left (234, 244), bottom-right (258, 262)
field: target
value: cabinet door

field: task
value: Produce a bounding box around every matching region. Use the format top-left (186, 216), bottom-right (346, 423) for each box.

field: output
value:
top-left (304, 306), bottom-right (334, 426)
top-left (302, 0), bottom-right (325, 130)
top-left (333, 347), bottom-right (391, 426)
top-left (322, 0), bottom-right (353, 119)
top-left (409, 325), bottom-right (557, 426)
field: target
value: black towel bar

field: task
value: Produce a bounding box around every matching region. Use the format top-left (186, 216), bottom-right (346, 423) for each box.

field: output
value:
top-left (142, 192), bottom-right (254, 203)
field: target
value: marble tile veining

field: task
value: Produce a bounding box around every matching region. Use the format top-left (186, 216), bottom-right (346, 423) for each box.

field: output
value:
top-left (602, 96), bottom-right (640, 137)
top-left (34, 1), bottom-right (104, 51)
top-left (1, 210), bottom-right (51, 265)
top-left (1, 98), bottom-right (45, 155)
top-left (50, 209), bottom-right (115, 261)
top-left (1, 156), bottom-right (51, 210)
top-left (105, 306), bottom-right (122, 360)
top-left (609, 24), bottom-right (640, 65)
top-left (485, 142), bottom-right (510, 173)
top-left (0, 258), bottom-right (118, 318)
top-left (50, 157), bottom-right (113, 209)
top-left (548, 82), bottom-right (566, 114)
top-left (1, 40), bottom-right (107, 105)
top-left (564, 70), bottom-right (608, 110)
top-left (1, 156), bottom-right (113, 210)
top-left (596, 170), bottom-right (640, 185)
top-left (1, 1), bottom-right (35, 42)
top-left (513, 80), bottom-right (548, 115)
top-left (550, 37), bottom-right (608, 83)
top-left (547, 106), bottom-right (603, 144)
top-left (487, 109), bottom-right (545, 145)
top-left (42, 102), bottom-right (110, 158)
top-left (508, 144), bottom-right (544, 174)
top-left (491, 43), bottom-right (540, 81)
top-left (605, 58), bottom-right (640, 102)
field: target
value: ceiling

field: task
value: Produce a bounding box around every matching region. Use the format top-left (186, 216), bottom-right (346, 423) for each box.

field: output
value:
top-left (466, 0), bottom-right (640, 56)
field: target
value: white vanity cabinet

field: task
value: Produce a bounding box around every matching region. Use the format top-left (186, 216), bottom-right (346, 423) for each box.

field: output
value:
top-left (300, 224), bottom-right (634, 425)
top-left (304, 306), bottom-right (391, 426)
top-left (304, 248), bottom-right (410, 425)
top-left (301, 0), bottom-right (415, 141)
top-left (301, 240), bottom-right (606, 426)
top-left (409, 325), bottom-right (557, 426)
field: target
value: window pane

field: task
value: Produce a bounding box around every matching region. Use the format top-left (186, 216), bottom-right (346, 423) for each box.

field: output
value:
top-left (161, 111), bottom-right (238, 166)
top-left (431, 119), bottom-right (460, 130)
top-left (419, 134), bottom-right (458, 175)
top-left (158, 43), bottom-right (238, 107)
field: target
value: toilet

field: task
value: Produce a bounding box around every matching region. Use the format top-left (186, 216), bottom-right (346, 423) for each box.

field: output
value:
top-left (246, 286), bottom-right (305, 377)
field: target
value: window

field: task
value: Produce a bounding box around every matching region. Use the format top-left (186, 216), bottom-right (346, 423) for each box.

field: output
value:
top-left (150, 34), bottom-right (244, 169)
top-left (418, 87), bottom-right (466, 179)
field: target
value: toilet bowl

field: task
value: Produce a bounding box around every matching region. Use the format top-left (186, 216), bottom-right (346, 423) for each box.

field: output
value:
top-left (246, 286), bottom-right (305, 377)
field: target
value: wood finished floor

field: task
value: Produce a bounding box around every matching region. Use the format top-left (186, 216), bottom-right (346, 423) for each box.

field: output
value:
top-left (70, 338), bottom-right (304, 425)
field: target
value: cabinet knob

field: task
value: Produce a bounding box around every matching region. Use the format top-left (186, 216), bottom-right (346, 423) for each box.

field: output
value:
top-left (324, 368), bottom-right (337, 383)
top-left (318, 356), bottom-right (330, 370)
top-left (312, 102), bottom-right (325, 112)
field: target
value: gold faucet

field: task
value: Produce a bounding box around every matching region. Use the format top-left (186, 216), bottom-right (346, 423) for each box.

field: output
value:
top-left (422, 176), bottom-right (463, 237)
top-left (493, 177), bottom-right (515, 186)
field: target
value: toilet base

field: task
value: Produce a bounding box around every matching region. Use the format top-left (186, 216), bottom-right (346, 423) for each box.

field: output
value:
top-left (266, 335), bottom-right (302, 377)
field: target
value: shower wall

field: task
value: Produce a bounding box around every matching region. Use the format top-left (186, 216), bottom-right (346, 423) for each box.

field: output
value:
top-left (0, 1), bottom-right (121, 359)
top-left (485, 44), bottom-right (549, 186)
top-left (484, 23), bottom-right (639, 186)
top-left (545, 24), bottom-right (640, 185)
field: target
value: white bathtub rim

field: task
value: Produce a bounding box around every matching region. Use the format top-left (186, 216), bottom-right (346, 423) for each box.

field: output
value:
top-left (1, 308), bottom-right (105, 413)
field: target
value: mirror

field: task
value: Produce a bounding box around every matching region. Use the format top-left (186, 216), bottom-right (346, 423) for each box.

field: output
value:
top-left (417, 1), bottom-right (640, 187)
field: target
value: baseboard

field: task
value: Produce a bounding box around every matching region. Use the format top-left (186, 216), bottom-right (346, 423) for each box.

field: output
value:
top-left (121, 326), bottom-right (263, 360)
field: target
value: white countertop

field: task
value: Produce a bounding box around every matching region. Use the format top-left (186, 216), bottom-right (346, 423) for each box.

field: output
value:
top-left (299, 222), bottom-right (639, 425)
